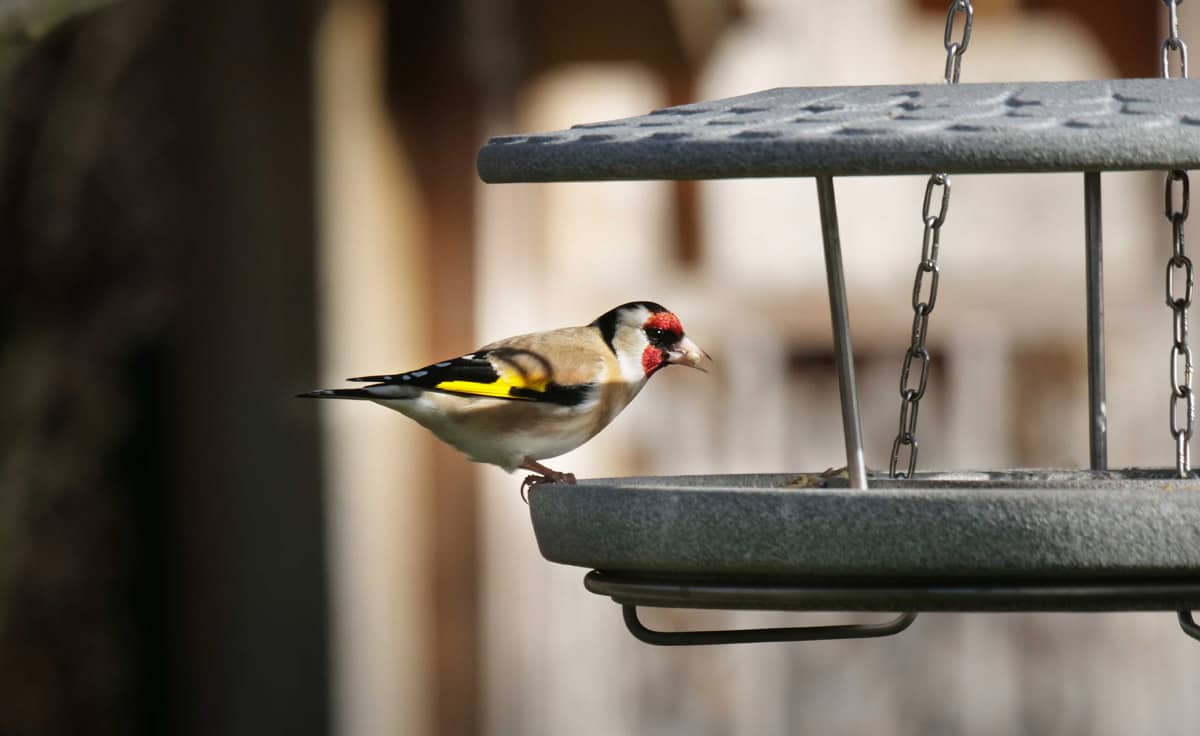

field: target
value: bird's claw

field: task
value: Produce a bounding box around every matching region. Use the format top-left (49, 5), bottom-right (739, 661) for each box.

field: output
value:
top-left (519, 471), bottom-right (577, 504)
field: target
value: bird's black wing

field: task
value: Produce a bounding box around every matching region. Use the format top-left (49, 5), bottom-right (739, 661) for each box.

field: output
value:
top-left (348, 350), bottom-right (593, 406)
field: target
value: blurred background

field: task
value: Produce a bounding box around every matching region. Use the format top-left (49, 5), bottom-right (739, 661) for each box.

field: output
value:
top-left (2, 0), bottom-right (1199, 734)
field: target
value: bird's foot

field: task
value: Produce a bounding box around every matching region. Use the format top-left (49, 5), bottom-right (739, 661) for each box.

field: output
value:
top-left (518, 460), bottom-right (577, 503)
top-left (518, 475), bottom-right (544, 503)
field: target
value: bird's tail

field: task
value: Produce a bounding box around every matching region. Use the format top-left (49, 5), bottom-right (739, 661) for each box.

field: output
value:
top-left (296, 388), bottom-right (376, 400)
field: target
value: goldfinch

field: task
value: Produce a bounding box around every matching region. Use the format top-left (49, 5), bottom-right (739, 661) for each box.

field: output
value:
top-left (299, 302), bottom-right (708, 492)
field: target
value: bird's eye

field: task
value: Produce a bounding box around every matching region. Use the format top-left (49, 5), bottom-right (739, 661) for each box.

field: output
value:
top-left (646, 326), bottom-right (680, 346)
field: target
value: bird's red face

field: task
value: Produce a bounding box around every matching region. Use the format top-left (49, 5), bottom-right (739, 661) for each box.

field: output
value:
top-left (641, 311), bottom-right (708, 377)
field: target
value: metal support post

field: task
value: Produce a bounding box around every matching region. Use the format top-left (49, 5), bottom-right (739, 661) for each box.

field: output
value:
top-left (816, 176), bottom-right (869, 490)
top-left (1085, 171), bottom-right (1107, 470)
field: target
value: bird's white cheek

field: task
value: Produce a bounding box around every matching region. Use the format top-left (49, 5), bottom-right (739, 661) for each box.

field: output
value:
top-left (616, 349), bottom-right (650, 384)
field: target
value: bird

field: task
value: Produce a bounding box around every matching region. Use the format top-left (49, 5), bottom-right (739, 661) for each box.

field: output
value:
top-left (298, 301), bottom-right (708, 497)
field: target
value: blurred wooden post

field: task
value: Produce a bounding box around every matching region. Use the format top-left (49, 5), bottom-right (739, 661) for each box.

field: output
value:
top-left (386, 4), bottom-right (483, 735)
top-left (164, 1), bottom-right (330, 733)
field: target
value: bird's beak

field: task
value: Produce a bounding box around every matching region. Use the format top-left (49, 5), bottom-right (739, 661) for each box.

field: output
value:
top-left (666, 336), bottom-right (711, 373)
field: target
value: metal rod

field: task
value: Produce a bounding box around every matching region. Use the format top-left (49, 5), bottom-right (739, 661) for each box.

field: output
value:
top-left (622, 605), bottom-right (916, 646)
top-left (816, 175), bottom-right (868, 490)
top-left (1181, 611), bottom-right (1200, 642)
top-left (1085, 171), bottom-right (1108, 470)
top-left (586, 571), bottom-right (1200, 613)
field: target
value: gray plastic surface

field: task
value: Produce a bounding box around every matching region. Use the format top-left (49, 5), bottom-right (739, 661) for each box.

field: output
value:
top-left (478, 79), bottom-right (1200, 182)
top-left (528, 471), bottom-right (1200, 579)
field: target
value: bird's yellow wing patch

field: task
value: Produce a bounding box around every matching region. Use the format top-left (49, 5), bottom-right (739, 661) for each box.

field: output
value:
top-left (436, 354), bottom-right (550, 399)
top-left (435, 373), bottom-right (546, 399)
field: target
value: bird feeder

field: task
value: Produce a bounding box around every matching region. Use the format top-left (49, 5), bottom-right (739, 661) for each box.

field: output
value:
top-left (475, 2), bottom-right (1200, 645)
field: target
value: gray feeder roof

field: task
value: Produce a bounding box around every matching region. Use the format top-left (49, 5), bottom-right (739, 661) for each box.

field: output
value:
top-left (478, 78), bottom-right (1200, 182)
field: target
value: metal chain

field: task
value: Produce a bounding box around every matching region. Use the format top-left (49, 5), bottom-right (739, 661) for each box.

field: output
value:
top-left (890, 0), bottom-right (972, 479)
top-left (1166, 170), bottom-right (1194, 476)
top-left (943, 0), bottom-right (974, 84)
top-left (1163, 0), bottom-right (1190, 79)
top-left (1163, 0), bottom-right (1193, 477)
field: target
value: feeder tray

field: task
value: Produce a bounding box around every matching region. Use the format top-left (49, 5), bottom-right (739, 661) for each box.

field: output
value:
top-left (477, 77), bottom-right (1200, 645)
